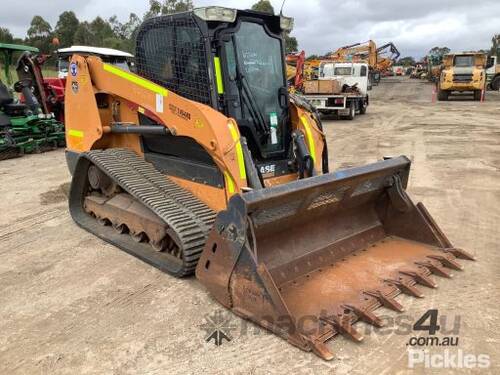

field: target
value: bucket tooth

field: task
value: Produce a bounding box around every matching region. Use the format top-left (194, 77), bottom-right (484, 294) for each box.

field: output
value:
top-left (302, 336), bottom-right (334, 361)
top-left (364, 290), bottom-right (404, 312)
top-left (195, 156), bottom-right (474, 361)
top-left (320, 316), bottom-right (364, 342)
top-left (343, 304), bottom-right (384, 328)
top-left (387, 279), bottom-right (424, 298)
top-left (428, 255), bottom-right (463, 271)
top-left (400, 271), bottom-right (437, 288)
top-left (444, 248), bottom-right (476, 261)
top-left (416, 261), bottom-right (453, 278)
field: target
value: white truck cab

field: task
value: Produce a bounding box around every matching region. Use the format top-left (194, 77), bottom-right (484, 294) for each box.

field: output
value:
top-left (486, 56), bottom-right (500, 90)
top-left (304, 62), bottom-right (370, 120)
top-left (56, 46), bottom-right (134, 78)
top-left (320, 62), bottom-right (370, 94)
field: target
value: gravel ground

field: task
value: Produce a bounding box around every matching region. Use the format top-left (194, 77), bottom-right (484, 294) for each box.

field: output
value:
top-left (0, 77), bottom-right (499, 374)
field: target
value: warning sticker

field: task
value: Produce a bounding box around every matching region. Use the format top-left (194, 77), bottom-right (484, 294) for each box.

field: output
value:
top-left (156, 93), bottom-right (164, 113)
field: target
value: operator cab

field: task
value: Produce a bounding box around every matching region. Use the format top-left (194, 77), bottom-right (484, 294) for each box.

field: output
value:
top-left (135, 7), bottom-right (294, 166)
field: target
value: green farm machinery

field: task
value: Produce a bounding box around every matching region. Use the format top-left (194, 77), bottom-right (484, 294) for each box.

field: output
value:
top-left (0, 43), bottom-right (65, 160)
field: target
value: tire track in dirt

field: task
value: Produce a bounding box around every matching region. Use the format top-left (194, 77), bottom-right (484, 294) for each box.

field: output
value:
top-left (0, 207), bottom-right (66, 245)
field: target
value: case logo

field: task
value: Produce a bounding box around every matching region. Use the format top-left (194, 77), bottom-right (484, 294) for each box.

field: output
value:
top-left (70, 62), bottom-right (78, 77)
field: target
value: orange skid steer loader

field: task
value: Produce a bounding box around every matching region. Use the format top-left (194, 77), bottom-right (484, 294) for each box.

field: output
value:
top-left (65, 7), bottom-right (474, 360)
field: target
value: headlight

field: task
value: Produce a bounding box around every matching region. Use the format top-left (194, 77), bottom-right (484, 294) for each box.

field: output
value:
top-left (194, 7), bottom-right (237, 23)
top-left (280, 15), bottom-right (294, 32)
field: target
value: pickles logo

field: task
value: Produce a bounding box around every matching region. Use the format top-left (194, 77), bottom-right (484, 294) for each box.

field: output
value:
top-left (407, 309), bottom-right (490, 369)
top-left (200, 310), bottom-right (236, 347)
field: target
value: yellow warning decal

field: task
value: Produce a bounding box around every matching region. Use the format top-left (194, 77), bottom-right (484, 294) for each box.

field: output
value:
top-left (68, 129), bottom-right (84, 138)
top-left (103, 63), bottom-right (168, 97)
top-left (300, 115), bottom-right (316, 163)
top-left (227, 122), bottom-right (246, 180)
top-left (224, 171), bottom-right (235, 194)
top-left (214, 57), bottom-right (224, 94)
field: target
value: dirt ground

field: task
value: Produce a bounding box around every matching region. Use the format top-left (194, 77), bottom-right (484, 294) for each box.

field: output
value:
top-left (1, 77), bottom-right (499, 374)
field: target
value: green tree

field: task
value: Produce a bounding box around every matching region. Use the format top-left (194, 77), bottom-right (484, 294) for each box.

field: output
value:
top-left (0, 27), bottom-right (14, 43)
top-left (285, 34), bottom-right (298, 53)
top-left (26, 15), bottom-right (53, 53)
top-left (397, 56), bottom-right (416, 66)
top-left (251, 0), bottom-right (275, 14)
top-left (428, 46), bottom-right (450, 57)
top-left (27, 15), bottom-right (52, 39)
top-left (55, 11), bottom-right (79, 47)
top-left (109, 13), bottom-right (141, 40)
top-left (250, 0), bottom-right (298, 53)
top-left (89, 17), bottom-right (114, 46)
top-left (73, 22), bottom-right (94, 45)
top-left (109, 13), bottom-right (141, 52)
top-left (144, 0), bottom-right (194, 18)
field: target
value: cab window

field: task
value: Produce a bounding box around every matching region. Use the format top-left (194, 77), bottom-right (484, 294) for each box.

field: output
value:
top-left (454, 55), bottom-right (474, 67)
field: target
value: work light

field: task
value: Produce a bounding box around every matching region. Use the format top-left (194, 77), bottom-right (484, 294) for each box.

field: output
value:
top-left (194, 7), bottom-right (237, 23)
top-left (280, 15), bottom-right (294, 31)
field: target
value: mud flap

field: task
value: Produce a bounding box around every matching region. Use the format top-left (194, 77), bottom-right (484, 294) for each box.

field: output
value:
top-left (196, 156), bottom-right (475, 360)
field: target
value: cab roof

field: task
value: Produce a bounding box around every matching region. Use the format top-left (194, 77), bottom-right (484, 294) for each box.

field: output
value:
top-left (57, 45), bottom-right (133, 58)
top-left (144, 7), bottom-right (284, 35)
top-left (0, 43), bottom-right (39, 53)
top-left (444, 52), bottom-right (486, 57)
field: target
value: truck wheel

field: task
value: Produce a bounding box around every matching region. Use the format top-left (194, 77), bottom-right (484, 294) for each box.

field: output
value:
top-left (437, 89), bottom-right (448, 101)
top-left (359, 100), bottom-right (367, 114)
top-left (473, 90), bottom-right (482, 101)
top-left (491, 76), bottom-right (500, 91)
top-left (346, 102), bottom-right (355, 120)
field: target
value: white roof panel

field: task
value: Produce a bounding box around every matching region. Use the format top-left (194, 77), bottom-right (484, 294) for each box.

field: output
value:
top-left (57, 45), bottom-right (133, 58)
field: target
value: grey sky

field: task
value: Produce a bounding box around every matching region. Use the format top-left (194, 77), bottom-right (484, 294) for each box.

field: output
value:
top-left (1, 0), bottom-right (499, 58)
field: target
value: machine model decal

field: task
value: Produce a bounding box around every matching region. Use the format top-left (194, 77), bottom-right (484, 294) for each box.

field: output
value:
top-left (259, 163), bottom-right (276, 177)
top-left (169, 103), bottom-right (191, 121)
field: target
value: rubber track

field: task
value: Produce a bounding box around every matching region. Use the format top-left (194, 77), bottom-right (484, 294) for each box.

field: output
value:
top-left (86, 149), bottom-right (216, 275)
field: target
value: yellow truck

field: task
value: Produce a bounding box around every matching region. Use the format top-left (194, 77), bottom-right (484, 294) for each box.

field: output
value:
top-left (437, 52), bottom-right (486, 101)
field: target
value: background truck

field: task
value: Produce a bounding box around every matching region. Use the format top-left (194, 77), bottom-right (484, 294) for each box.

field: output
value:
top-left (328, 40), bottom-right (400, 86)
top-left (437, 52), bottom-right (486, 101)
top-left (486, 55), bottom-right (500, 90)
top-left (303, 62), bottom-right (369, 120)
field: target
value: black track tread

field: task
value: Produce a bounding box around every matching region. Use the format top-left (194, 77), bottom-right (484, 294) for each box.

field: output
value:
top-left (86, 149), bottom-right (216, 276)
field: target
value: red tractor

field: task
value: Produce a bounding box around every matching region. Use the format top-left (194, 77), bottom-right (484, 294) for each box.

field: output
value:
top-left (16, 52), bottom-right (65, 122)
